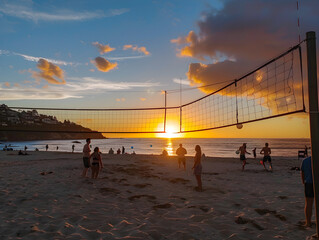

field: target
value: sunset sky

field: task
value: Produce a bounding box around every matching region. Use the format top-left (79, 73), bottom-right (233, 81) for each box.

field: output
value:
top-left (0, 0), bottom-right (318, 138)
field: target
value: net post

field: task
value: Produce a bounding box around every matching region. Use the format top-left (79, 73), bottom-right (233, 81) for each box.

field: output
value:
top-left (306, 31), bottom-right (319, 237)
top-left (164, 91), bottom-right (167, 132)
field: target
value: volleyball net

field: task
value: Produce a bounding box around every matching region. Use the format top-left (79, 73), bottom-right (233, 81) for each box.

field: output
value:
top-left (0, 43), bottom-right (306, 134)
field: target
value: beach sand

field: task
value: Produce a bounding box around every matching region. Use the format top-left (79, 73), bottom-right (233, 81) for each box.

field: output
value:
top-left (0, 151), bottom-right (315, 239)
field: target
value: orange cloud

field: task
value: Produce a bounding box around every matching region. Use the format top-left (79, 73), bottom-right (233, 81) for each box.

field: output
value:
top-left (140, 97), bottom-right (146, 101)
top-left (14, 83), bottom-right (20, 87)
top-left (31, 59), bottom-right (65, 85)
top-left (91, 57), bottom-right (117, 72)
top-left (4, 82), bottom-right (10, 87)
top-left (92, 42), bottom-right (115, 54)
top-left (116, 98), bottom-right (126, 102)
top-left (123, 44), bottom-right (150, 55)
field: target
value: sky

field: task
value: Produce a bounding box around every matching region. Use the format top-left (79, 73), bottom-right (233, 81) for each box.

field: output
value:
top-left (0, 0), bottom-right (318, 138)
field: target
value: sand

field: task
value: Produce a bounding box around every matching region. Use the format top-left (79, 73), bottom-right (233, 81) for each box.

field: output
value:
top-left (0, 151), bottom-right (316, 239)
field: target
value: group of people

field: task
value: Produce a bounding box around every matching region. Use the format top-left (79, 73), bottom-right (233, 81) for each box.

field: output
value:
top-left (81, 138), bottom-right (104, 179)
top-left (238, 143), bottom-right (273, 171)
top-left (108, 146), bottom-right (126, 154)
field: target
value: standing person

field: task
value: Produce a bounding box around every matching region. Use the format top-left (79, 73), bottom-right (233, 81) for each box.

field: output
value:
top-left (72, 144), bottom-right (75, 153)
top-left (82, 138), bottom-right (91, 177)
top-left (252, 148), bottom-right (257, 158)
top-left (238, 143), bottom-right (250, 171)
top-left (301, 156), bottom-right (314, 227)
top-left (122, 146), bottom-right (125, 154)
top-left (117, 148), bottom-right (121, 154)
top-left (24, 145), bottom-right (27, 152)
top-left (260, 143), bottom-right (272, 171)
top-left (176, 144), bottom-right (187, 170)
top-left (46, 144), bottom-right (48, 151)
top-left (56, 146), bottom-right (59, 151)
top-left (192, 145), bottom-right (202, 192)
top-left (90, 147), bottom-right (103, 179)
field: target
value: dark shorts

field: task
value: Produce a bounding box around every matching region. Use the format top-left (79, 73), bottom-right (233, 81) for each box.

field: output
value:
top-left (91, 162), bottom-right (99, 167)
top-left (263, 156), bottom-right (271, 163)
top-left (240, 155), bottom-right (246, 161)
top-left (83, 157), bottom-right (90, 168)
top-left (305, 183), bottom-right (314, 198)
top-left (178, 157), bottom-right (186, 164)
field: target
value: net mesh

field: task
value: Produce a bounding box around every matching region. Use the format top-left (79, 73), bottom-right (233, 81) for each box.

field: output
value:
top-left (0, 44), bottom-right (305, 134)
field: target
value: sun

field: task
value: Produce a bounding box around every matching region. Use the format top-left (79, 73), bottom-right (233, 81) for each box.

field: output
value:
top-left (157, 124), bottom-right (181, 138)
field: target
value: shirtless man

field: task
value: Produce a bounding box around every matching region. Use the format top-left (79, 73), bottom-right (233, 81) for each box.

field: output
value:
top-left (82, 138), bottom-right (91, 177)
top-left (260, 142), bottom-right (272, 171)
top-left (176, 144), bottom-right (187, 170)
top-left (239, 143), bottom-right (250, 171)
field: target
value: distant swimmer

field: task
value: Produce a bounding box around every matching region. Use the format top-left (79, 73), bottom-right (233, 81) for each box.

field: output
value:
top-left (72, 144), bottom-right (75, 153)
top-left (161, 149), bottom-right (168, 157)
top-left (56, 146), bottom-right (59, 151)
top-left (176, 144), bottom-right (187, 170)
top-left (192, 145), bottom-right (202, 192)
top-left (46, 144), bottom-right (48, 151)
top-left (260, 143), bottom-right (272, 171)
top-left (108, 148), bottom-right (114, 154)
top-left (238, 143), bottom-right (251, 171)
top-left (252, 148), bottom-right (257, 158)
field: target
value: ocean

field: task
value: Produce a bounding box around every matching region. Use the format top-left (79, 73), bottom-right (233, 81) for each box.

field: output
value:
top-left (0, 138), bottom-right (310, 158)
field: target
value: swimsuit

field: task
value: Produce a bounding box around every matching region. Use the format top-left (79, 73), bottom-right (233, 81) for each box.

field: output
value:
top-left (240, 154), bottom-right (246, 161)
top-left (92, 157), bottom-right (99, 167)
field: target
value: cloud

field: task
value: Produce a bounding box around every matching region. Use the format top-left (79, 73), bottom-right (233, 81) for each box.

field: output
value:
top-left (172, 0), bottom-right (319, 63)
top-left (173, 78), bottom-right (191, 86)
top-left (31, 59), bottom-right (66, 85)
top-left (91, 57), bottom-right (117, 72)
top-left (116, 98), bottom-right (126, 102)
top-left (4, 82), bottom-right (10, 87)
top-left (140, 97), bottom-right (146, 101)
top-left (0, 49), bottom-right (76, 66)
top-left (0, 3), bottom-right (129, 22)
top-left (170, 0), bottom-right (317, 116)
top-left (123, 45), bottom-right (150, 55)
top-left (66, 77), bottom-right (160, 91)
top-left (0, 84), bottom-right (81, 100)
top-left (92, 42), bottom-right (115, 54)
top-left (0, 76), bottom-right (160, 101)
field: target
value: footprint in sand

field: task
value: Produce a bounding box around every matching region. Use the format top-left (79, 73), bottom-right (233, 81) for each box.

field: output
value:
top-left (128, 195), bottom-right (156, 202)
top-left (153, 203), bottom-right (172, 209)
top-left (99, 188), bottom-right (120, 195)
top-left (255, 208), bottom-right (287, 221)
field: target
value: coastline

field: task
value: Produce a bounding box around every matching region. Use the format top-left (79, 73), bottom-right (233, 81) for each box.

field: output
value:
top-left (0, 151), bottom-right (314, 239)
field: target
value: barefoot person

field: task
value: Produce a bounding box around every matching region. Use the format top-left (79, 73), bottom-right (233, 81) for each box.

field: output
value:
top-left (238, 143), bottom-right (250, 171)
top-left (176, 144), bottom-right (187, 170)
top-left (301, 156), bottom-right (314, 227)
top-left (82, 138), bottom-right (91, 177)
top-left (192, 145), bottom-right (202, 191)
top-left (260, 143), bottom-right (273, 171)
top-left (90, 147), bottom-right (103, 179)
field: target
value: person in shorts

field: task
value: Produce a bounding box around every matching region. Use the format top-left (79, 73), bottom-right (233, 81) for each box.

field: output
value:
top-left (176, 144), bottom-right (187, 170)
top-left (260, 143), bottom-right (272, 171)
top-left (238, 143), bottom-right (250, 171)
top-left (301, 156), bottom-right (314, 227)
top-left (82, 138), bottom-right (91, 177)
